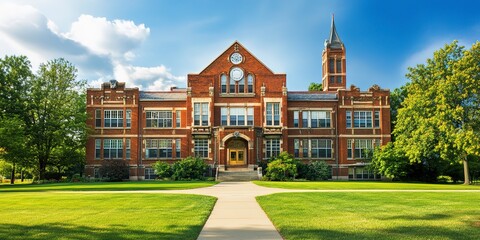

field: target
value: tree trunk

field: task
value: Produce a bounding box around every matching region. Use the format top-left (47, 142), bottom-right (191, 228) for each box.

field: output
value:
top-left (463, 159), bottom-right (470, 185)
top-left (10, 162), bottom-right (15, 184)
top-left (21, 169), bottom-right (24, 182)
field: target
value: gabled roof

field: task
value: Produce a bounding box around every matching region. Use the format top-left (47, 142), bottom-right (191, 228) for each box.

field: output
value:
top-left (197, 41), bottom-right (275, 75)
top-left (287, 91), bottom-right (338, 101)
top-left (325, 15), bottom-right (343, 49)
top-left (140, 91), bottom-right (187, 101)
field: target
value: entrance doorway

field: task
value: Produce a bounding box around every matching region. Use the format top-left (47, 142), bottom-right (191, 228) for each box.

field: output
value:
top-left (229, 149), bottom-right (245, 165)
top-left (227, 139), bottom-right (247, 166)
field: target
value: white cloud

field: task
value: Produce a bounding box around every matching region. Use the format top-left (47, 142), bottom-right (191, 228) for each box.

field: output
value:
top-left (113, 64), bottom-right (186, 91)
top-left (0, 3), bottom-right (181, 90)
top-left (64, 14), bottom-right (150, 60)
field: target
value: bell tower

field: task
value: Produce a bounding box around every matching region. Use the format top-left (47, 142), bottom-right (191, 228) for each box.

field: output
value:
top-left (322, 15), bottom-right (346, 91)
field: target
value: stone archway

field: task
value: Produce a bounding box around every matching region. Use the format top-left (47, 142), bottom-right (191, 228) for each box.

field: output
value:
top-left (221, 132), bottom-right (251, 167)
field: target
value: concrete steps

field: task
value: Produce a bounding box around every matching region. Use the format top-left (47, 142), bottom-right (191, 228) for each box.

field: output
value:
top-left (217, 168), bottom-right (261, 182)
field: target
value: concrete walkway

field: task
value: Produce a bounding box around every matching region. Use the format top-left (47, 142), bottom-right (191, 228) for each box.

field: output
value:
top-left (176, 182), bottom-right (302, 240)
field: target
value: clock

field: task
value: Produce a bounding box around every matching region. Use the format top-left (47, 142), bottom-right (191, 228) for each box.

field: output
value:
top-left (230, 67), bottom-right (244, 81)
top-left (230, 53), bottom-right (243, 64)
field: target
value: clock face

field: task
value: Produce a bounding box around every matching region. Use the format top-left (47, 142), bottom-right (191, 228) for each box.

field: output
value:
top-left (230, 53), bottom-right (243, 64)
top-left (230, 67), bottom-right (244, 81)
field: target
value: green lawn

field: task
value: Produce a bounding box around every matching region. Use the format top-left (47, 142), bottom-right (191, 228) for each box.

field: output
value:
top-left (257, 192), bottom-right (480, 240)
top-left (253, 181), bottom-right (480, 190)
top-left (0, 181), bottom-right (217, 192)
top-left (0, 192), bottom-right (216, 240)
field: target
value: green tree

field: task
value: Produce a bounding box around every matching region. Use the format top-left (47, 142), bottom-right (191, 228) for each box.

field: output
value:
top-left (308, 82), bottom-right (323, 91)
top-left (0, 56), bottom-right (34, 184)
top-left (26, 58), bottom-right (87, 180)
top-left (395, 41), bottom-right (480, 184)
top-left (371, 142), bottom-right (409, 180)
top-left (265, 152), bottom-right (297, 181)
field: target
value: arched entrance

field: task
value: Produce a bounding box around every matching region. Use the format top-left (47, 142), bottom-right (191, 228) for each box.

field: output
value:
top-left (226, 138), bottom-right (247, 166)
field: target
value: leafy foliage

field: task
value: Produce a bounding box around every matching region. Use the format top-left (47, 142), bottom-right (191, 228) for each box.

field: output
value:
top-left (265, 152), bottom-right (298, 181)
top-left (371, 142), bottom-right (409, 180)
top-left (394, 41), bottom-right (480, 184)
top-left (308, 82), bottom-right (323, 91)
top-left (152, 161), bottom-right (173, 179)
top-left (99, 160), bottom-right (129, 182)
top-left (171, 156), bottom-right (207, 180)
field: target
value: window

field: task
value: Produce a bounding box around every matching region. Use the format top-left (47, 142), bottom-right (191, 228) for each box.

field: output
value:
top-left (293, 111), bottom-right (299, 127)
top-left (302, 139), bottom-right (309, 158)
top-left (302, 111), bottom-right (308, 128)
top-left (220, 107), bottom-right (254, 126)
top-left (229, 79), bottom-right (235, 93)
top-left (145, 168), bottom-right (158, 180)
top-left (336, 76), bottom-right (342, 83)
top-left (238, 77), bottom-right (245, 93)
top-left (302, 111), bottom-right (330, 128)
top-left (294, 139), bottom-right (300, 157)
top-left (329, 58), bottom-right (334, 72)
top-left (329, 76), bottom-right (335, 83)
top-left (95, 139), bottom-right (101, 159)
top-left (247, 74), bottom-right (254, 93)
top-left (311, 139), bottom-right (332, 158)
top-left (247, 108), bottom-right (254, 126)
top-left (194, 139), bottom-right (209, 158)
top-left (310, 111), bottom-right (331, 128)
top-left (146, 139), bottom-right (173, 159)
top-left (126, 139), bottom-right (131, 159)
top-left (146, 111), bottom-right (172, 128)
top-left (175, 139), bottom-right (181, 158)
top-left (353, 111), bottom-right (372, 128)
top-left (346, 111), bottom-right (352, 128)
top-left (194, 103), bottom-right (209, 126)
top-left (354, 139), bottom-right (373, 159)
top-left (266, 103), bottom-right (280, 126)
top-left (347, 139), bottom-right (353, 159)
top-left (176, 110), bottom-right (181, 127)
top-left (230, 107), bottom-right (246, 126)
top-left (374, 110), bottom-right (380, 128)
top-left (265, 139), bottom-right (280, 158)
top-left (352, 167), bottom-right (380, 180)
top-left (95, 109), bottom-right (101, 127)
top-left (126, 110), bottom-right (131, 128)
top-left (104, 110), bottom-right (123, 128)
top-left (336, 59), bottom-right (342, 73)
top-left (221, 108), bottom-right (228, 126)
top-left (103, 139), bottom-right (123, 159)
top-left (221, 74), bottom-right (227, 93)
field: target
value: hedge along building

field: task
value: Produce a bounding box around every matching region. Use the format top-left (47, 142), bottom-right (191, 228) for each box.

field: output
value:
top-left (85, 17), bottom-right (391, 180)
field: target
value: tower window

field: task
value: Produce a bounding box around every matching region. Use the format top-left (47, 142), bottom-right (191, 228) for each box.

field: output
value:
top-left (329, 76), bottom-right (335, 83)
top-left (336, 59), bottom-right (342, 73)
top-left (336, 76), bottom-right (342, 83)
top-left (329, 58), bottom-right (334, 72)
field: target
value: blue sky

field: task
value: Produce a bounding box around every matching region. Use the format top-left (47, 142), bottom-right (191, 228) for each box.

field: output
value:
top-left (0, 0), bottom-right (478, 91)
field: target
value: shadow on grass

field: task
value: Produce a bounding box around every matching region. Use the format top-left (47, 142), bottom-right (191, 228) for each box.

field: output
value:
top-left (282, 225), bottom-right (478, 240)
top-left (377, 213), bottom-right (451, 221)
top-left (0, 222), bottom-right (202, 240)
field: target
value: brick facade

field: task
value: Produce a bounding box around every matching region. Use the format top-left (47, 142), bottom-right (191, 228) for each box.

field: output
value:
top-left (85, 20), bottom-right (391, 180)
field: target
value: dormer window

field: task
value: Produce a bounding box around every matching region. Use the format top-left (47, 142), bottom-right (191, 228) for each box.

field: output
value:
top-left (110, 79), bottom-right (117, 89)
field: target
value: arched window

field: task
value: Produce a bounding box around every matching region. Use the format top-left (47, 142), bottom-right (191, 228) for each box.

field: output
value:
top-left (238, 77), bottom-right (245, 93)
top-left (221, 74), bottom-right (227, 93)
top-left (247, 74), bottom-right (254, 93)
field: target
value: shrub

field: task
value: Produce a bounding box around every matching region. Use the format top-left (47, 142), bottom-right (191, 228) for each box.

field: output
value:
top-left (171, 156), bottom-right (207, 180)
top-left (99, 160), bottom-right (129, 182)
top-left (152, 161), bottom-right (173, 179)
top-left (305, 161), bottom-right (330, 180)
top-left (265, 152), bottom-right (297, 181)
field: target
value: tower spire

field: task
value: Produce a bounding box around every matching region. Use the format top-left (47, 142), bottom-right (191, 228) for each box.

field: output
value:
top-left (327, 14), bottom-right (343, 49)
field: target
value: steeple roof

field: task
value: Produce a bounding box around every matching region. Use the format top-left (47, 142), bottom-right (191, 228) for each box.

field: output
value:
top-left (325, 15), bottom-right (343, 49)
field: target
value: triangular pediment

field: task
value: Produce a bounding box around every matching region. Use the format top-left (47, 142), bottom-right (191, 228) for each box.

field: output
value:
top-left (197, 41), bottom-right (276, 75)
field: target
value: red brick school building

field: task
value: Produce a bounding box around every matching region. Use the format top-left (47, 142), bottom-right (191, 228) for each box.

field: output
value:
top-left (85, 18), bottom-right (391, 180)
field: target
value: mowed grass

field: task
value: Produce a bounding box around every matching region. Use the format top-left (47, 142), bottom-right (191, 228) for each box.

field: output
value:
top-left (257, 192), bottom-right (480, 240)
top-left (0, 181), bottom-right (217, 192)
top-left (0, 192), bottom-right (216, 240)
top-left (253, 181), bottom-right (480, 190)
